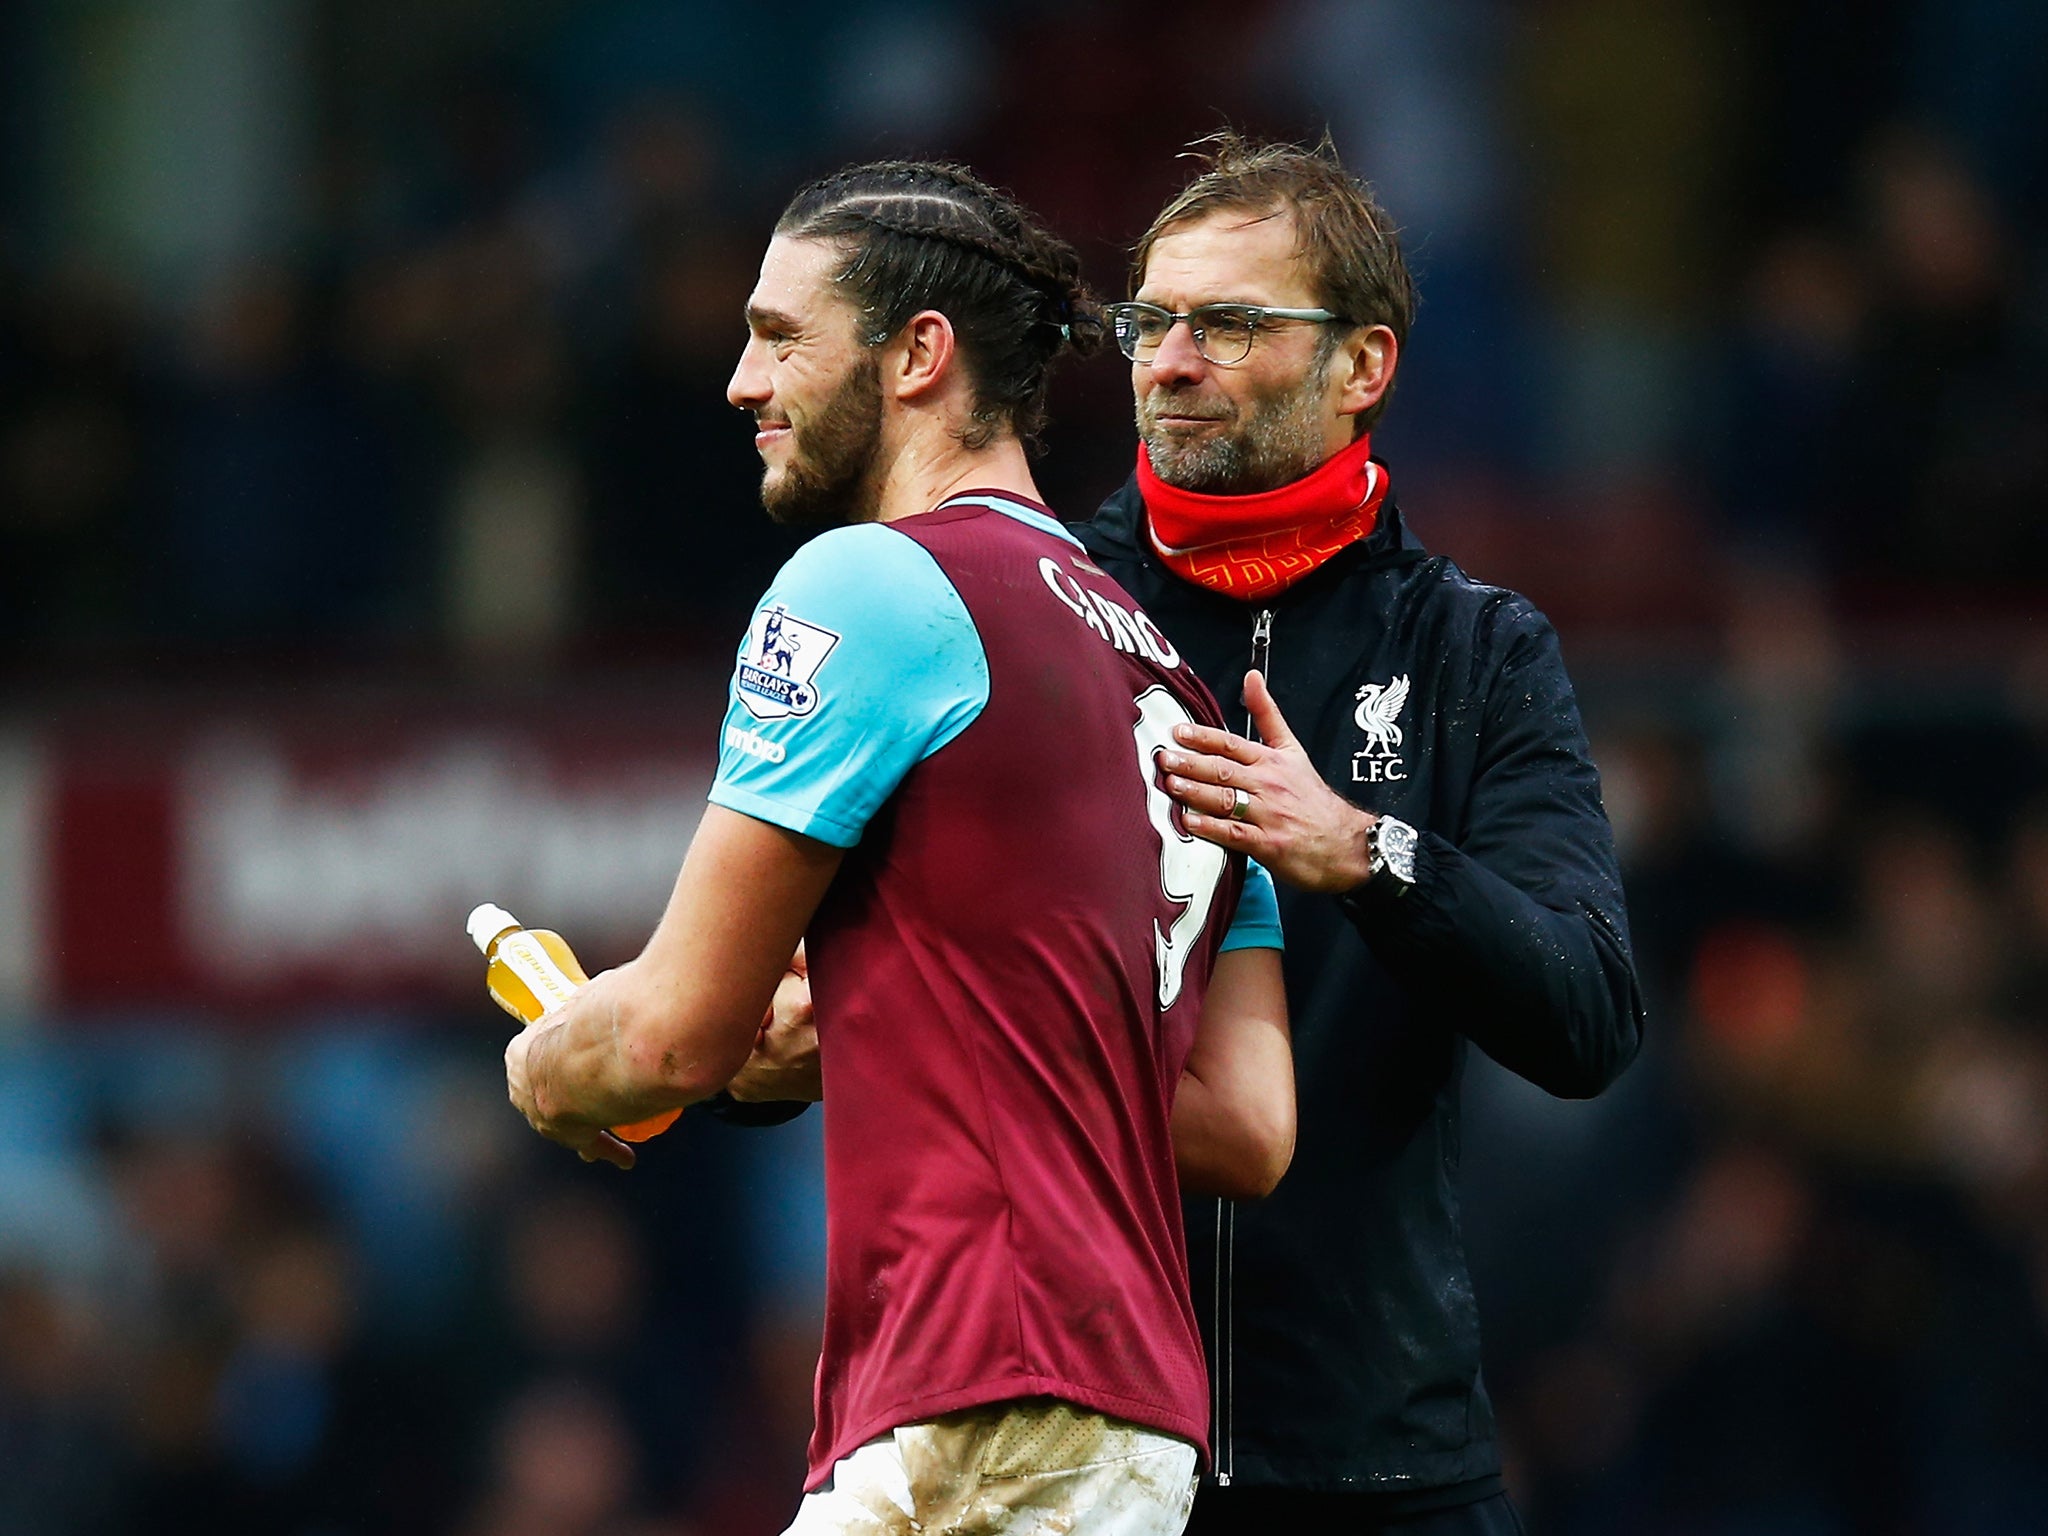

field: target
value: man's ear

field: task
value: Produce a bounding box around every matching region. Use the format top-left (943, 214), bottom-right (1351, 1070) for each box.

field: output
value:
top-left (886, 309), bottom-right (958, 404)
top-left (1334, 324), bottom-right (1398, 425)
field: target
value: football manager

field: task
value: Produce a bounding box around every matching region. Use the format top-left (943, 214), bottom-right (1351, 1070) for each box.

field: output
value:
top-left (1076, 132), bottom-right (1646, 1535)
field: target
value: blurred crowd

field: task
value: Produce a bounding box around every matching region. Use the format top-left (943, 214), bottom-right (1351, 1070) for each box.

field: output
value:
top-left (1469, 639), bottom-right (2048, 1532)
top-left (0, 1026), bottom-right (829, 1534)
top-left (4, 0), bottom-right (2047, 1532)
top-left (5, 0), bottom-right (2045, 677)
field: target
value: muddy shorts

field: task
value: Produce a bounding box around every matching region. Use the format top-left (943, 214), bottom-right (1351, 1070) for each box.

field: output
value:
top-left (784, 1397), bottom-right (1201, 1535)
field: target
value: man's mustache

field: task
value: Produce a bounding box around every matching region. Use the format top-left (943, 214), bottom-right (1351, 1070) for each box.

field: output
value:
top-left (1143, 396), bottom-right (1234, 424)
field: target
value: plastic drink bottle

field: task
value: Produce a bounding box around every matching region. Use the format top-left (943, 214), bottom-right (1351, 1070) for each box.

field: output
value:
top-left (466, 903), bottom-right (680, 1143)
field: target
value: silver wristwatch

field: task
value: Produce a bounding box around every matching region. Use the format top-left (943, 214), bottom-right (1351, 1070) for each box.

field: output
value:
top-left (1364, 815), bottom-right (1418, 893)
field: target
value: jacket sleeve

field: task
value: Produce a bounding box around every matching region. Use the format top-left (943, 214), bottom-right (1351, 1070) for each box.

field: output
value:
top-left (696, 1092), bottom-right (812, 1127)
top-left (1343, 600), bottom-right (1645, 1098)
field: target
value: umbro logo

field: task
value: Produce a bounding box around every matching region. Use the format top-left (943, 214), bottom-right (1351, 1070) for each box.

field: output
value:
top-left (1350, 674), bottom-right (1411, 784)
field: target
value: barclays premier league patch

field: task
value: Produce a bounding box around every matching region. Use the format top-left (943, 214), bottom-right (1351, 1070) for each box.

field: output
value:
top-left (736, 603), bottom-right (840, 720)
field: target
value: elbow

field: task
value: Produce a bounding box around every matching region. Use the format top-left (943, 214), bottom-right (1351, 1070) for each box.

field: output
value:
top-left (1201, 1104), bottom-right (1297, 1202)
top-left (1536, 1014), bottom-right (1644, 1101)
top-left (1236, 1120), bottom-right (1296, 1200)
top-left (1244, 1093), bottom-right (1297, 1197)
top-left (615, 991), bottom-right (752, 1105)
top-left (1539, 1062), bottom-right (1618, 1102)
top-left (1555, 952), bottom-right (1649, 1098)
top-left (1204, 1145), bottom-right (1292, 1202)
top-left (1475, 964), bottom-right (1645, 1099)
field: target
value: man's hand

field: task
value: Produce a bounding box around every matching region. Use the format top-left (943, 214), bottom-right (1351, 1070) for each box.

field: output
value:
top-left (1159, 669), bottom-right (1378, 894)
top-left (727, 945), bottom-right (822, 1104)
top-left (505, 1021), bottom-right (636, 1169)
top-left (491, 807), bottom-right (842, 1161)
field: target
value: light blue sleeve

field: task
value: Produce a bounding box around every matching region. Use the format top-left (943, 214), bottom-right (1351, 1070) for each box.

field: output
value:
top-left (709, 524), bottom-right (989, 848)
top-left (1220, 860), bottom-right (1284, 951)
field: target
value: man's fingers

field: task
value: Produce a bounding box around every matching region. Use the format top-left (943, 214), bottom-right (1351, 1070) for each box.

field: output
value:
top-left (1168, 673), bottom-right (1298, 767)
top-left (1170, 721), bottom-right (1262, 764)
top-left (773, 972), bottom-right (815, 1029)
top-left (1242, 670), bottom-right (1298, 752)
top-left (1159, 746), bottom-right (1256, 793)
top-left (1181, 807), bottom-right (1260, 853)
top-left (1165, 774), bottom-right (1253, 824)
top-left (579, 1130), bottom-right (637, 1170)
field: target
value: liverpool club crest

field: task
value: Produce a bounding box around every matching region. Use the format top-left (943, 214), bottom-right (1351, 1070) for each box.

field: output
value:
top-left (1350, 674), bottom-right (1411, 784)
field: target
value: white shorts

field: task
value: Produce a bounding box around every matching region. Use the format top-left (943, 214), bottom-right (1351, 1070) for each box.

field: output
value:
top-left (782, 1397), bottom-right (1199, 1536)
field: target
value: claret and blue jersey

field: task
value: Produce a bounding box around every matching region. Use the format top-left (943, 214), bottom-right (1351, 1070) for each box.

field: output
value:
top-left (706, 490), bottom-right (1280, 1488)
top-left (711, 492), bottom-right (1278, 948)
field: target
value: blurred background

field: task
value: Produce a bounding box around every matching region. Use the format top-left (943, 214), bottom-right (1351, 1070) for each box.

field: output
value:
top-left (2, 0), bottom-right (2046, 1531)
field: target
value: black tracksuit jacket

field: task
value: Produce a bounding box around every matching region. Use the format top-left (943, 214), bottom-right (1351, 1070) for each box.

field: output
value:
top-left (1076, 472), bottom-right (1646, 1497)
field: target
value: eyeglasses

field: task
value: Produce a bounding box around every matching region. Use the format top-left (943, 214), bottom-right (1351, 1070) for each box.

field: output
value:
top-left (1105, 301), bottom-right (1351, 366)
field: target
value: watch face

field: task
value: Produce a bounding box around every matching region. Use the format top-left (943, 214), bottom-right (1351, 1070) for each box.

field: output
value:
top-left (1377, 817), bottom-right (1418, 883)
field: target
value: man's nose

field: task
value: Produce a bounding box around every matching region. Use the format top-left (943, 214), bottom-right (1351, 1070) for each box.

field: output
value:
top-left (728, 338), bottom-right (769, 411)
top-left (1147, 319), bottom-right (1208, 386)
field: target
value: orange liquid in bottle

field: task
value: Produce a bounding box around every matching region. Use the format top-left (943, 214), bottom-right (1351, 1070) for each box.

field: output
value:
top-left (467, 904), bottom-right (681, 1143)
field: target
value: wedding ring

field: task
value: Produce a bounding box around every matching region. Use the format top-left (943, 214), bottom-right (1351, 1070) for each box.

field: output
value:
top-left (1229, 787), bottom-right (1252, 822)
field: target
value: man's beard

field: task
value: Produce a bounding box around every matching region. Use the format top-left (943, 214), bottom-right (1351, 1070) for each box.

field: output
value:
top-left (1138, 353), bottom-right (1334, 496)
top-left (760, 354), bottom-right (884, 527)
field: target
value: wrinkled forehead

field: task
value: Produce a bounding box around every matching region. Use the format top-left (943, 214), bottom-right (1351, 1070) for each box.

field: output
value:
top-left (1135, 206), bottom-right (1318, 310)
top-left (746, 235), bottom-right (860, 328)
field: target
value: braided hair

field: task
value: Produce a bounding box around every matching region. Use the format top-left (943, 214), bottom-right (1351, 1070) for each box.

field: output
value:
top-left (775, 161), bottom-right (1106, 450)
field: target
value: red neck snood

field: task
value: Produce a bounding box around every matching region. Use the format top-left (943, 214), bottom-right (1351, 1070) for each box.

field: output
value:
top-left (1140, 433), bottom-right (1387, 601)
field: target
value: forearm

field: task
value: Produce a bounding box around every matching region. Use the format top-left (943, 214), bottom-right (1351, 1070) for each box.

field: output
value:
top-left (516, 806), bottom-right (844, 1138)
top-left (1174, 1070), bottom-right (1291, 1199)
top-left (524, 960), bottom-right (751, 1129)
top-left (1345, 834), bottom-right (1643, 1097)
top-left (723, 962), bottom-right (822, 1106)
top-left (1172, 946), bottom-right (1293, 1198)
top-left (1173, 1075), bottom-right (1244, 1197)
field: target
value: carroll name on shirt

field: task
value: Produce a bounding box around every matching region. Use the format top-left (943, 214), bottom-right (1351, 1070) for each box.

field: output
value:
top-left (1038, 557), bottom-right (1182, 670)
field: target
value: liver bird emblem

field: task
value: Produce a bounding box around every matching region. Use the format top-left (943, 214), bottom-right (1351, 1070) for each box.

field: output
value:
top-left (1353, 674), bottom-right (1411, 751)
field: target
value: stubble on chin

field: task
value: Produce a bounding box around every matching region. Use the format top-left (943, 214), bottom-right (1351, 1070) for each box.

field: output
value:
top-left (760, 355), bottom-right (884, 528)
top-left (1140, 410), bottom-right (1249, 494)
top-left (1138, 364), bottom-right (1334, 496)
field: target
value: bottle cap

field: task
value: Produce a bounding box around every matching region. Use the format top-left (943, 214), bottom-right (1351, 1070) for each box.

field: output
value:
top-left (467, 903), bottom-right (521, 954)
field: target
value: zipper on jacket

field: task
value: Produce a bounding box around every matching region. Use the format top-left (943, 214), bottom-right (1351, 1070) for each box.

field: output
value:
top-left (1212, 1197), bottom-right (1234, 1484)
top-left (1247, 608), bottom-right (1274, 734)
top-left (1213, 605), bottom-right (1272, 1486)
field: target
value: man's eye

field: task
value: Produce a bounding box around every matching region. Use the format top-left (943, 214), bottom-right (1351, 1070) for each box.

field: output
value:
top-left (1200, 310), bottom-right (1255, 338)
top-left (1132, 314), bottom-right (1171, 340)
